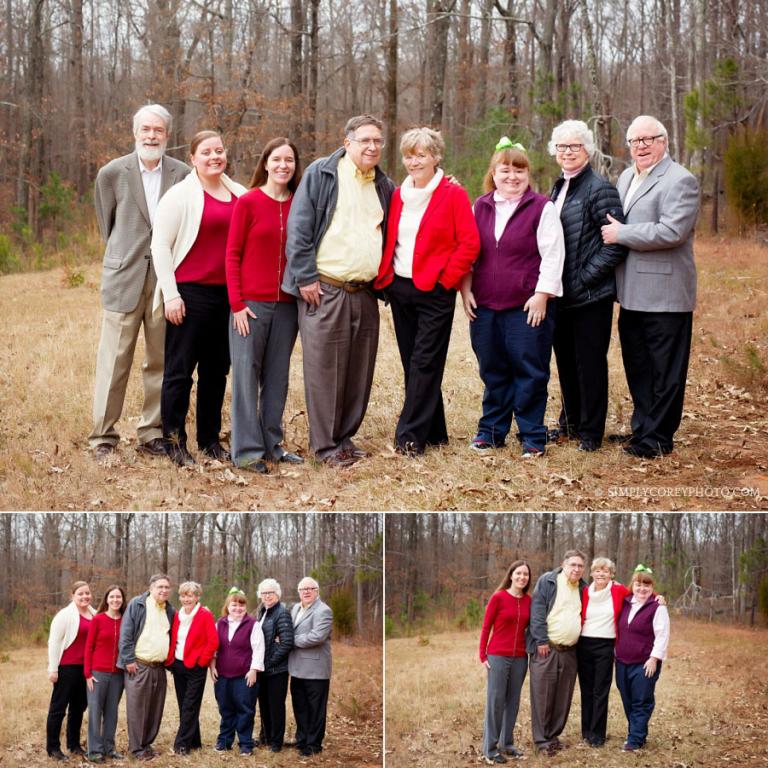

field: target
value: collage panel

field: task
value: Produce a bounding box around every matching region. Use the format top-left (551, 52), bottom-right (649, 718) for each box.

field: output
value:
top-left (0, 512), bottom-right (383, 767)
top-left (384, 512), bottom-right (768, 768)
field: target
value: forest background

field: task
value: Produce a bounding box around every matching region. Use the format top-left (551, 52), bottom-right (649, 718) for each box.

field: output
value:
top-left (2, 0), bottom-right (768, 267)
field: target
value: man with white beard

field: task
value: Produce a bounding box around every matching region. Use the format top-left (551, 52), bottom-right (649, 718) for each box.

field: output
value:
top-left (89, 104), bottom-right (189, 458)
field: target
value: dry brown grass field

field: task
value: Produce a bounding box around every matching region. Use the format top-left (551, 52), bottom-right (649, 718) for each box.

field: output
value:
top-left (0, 235), bottom-right (766, 510)
top-left (385, 617), bottom-right (768, 767)
top-left (0, 642), bottom-right (381, 767)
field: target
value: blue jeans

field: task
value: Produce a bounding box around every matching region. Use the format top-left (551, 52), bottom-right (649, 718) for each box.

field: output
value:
top-left (615, 660), bottom-right (662, 748)
top-left (214, 675), bottom-right (258, 751)
top-left (470, 305), bottom-right (555, 451)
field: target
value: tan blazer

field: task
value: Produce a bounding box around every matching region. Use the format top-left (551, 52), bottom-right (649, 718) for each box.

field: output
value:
top-left (94, 152), bottom-right (189, 313)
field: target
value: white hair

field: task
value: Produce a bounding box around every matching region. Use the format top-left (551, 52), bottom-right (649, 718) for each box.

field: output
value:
top-left (548, 119), bottom-right (596, 157)
top-left (133, 104), bottom-right (172, 137)
top-left (257, 578), bottom-right (281, 600)
top-left (298, 576), bottom-right (320, 591)
top-left (626, 115), bottom-right (668, 143)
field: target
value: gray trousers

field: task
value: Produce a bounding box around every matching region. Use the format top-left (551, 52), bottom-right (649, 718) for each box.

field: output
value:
top-left (483, 655), bottom-right (528, 757)
top-left (229, 301), bottom-right (298, 464)
top-left (87, 671), bottom-right (124, 755)
top-left (529, 646), bottom-right (578, 749)
top-left (298, 283), bottom-right (379, 459)
top-left (124, 663), bottom-right (167, 756)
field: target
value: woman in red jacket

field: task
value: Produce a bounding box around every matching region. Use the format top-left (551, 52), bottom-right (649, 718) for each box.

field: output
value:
top-left (478, 560), bottom-right (532, 764)
top-left (225, 137), bottom-right (303, 474)
top-left (84, 585), bottom-right (126, 763)
top-left (375, 127), bottom-right (480, 455)
top-left (165, 581), bottom-right (219, 754)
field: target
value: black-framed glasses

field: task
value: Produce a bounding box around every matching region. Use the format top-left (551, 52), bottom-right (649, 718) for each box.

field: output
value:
top-left (554, 143), bottom-right (584, 153)
top-left (628, 135), bottom-right (664, 148)
top-left (299, 587), bottom-right (318, 592)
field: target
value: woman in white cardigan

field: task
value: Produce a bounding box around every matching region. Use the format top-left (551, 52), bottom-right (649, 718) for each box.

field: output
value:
top-left (151, 130), bottom-right (247, 466)
top-left (46, 581), bottom-right (96, 761)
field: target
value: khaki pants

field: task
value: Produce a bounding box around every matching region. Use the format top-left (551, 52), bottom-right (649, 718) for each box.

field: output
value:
top-left (124, 663), bottom-right (167, 756)
top-left (529, 646), bottom-right (578, 749)
top-left (89, 274), bottom-right (165, 448)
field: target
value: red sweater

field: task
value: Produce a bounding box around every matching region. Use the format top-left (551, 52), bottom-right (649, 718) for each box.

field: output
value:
top-left (375, 177), bottom-right (480, 291)
top-left (165, 606), bottom-right (219, 669)
top-left (60, 614), bottom-right (92, 666)
top-left (478, 591), bottom-right (531, 663)
top-left (581, 582), bottom-right (657, 634)
top-left (225, 188), bottom-right (295, 310)
top-left (83, 613), bottom-right (122, 677)
top-left (175, 192), bottom-right (236, 285)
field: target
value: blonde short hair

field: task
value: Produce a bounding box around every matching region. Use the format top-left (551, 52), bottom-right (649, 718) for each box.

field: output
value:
top-left (400, 127), bottom-right (445, 164)
top-left (178, 581), bottom-right (202, 597)
top-left (590, 557), bottom-right (616, 577)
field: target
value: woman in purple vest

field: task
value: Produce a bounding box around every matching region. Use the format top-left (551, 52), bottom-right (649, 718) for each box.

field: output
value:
top-left (209, 589), bottom-right (265, 755)
top-left (461, 139), bottom-right (565, 457)
top-left (614, 566), bottom-right (670, 752)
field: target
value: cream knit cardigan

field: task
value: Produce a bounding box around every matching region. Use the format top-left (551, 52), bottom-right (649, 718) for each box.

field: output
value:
top-left (150, 170), bottom-right (247, 315)
top-left (48, 601), bottom-right (97, 673)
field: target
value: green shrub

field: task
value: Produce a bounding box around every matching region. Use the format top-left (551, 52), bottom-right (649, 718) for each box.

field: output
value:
top-left (724, 129), bottom-right (768, 229)
top-left (327, 588), bottom-right (355, 636)
top-left (0, 234), bottom-right (21, 274)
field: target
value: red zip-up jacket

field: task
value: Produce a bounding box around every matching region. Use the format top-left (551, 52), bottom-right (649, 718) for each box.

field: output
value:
top-left (165, 606), bottom-right (219, 668)
top-left (375, 176), bottom-right (480, 291)
top-left (83, 613), bottom-right (122, 678)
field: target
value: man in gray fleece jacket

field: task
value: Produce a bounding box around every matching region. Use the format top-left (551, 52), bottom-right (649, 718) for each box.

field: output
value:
top-left (284, 115), bottom-right (395, 467)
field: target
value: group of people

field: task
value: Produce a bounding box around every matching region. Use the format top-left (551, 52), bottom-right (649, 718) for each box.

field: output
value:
top-left (89, 105), bottom-right (700, 467)
top-left (46, 574), bottom-right (333, 762)
top-left (478, 550), bottom-right (670, 762)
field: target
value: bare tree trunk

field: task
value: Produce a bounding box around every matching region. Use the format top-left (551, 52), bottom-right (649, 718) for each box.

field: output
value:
top-left (69, 0), bottom-right (87, 197)
top-left (384, 0), bottom-right (398, 175)
top-left (475, 0), bottom-right (494, 120)
top-left (426, 0), bottom-right (456, 128)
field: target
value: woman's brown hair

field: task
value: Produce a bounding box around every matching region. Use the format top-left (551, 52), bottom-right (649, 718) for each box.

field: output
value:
top-left (495, 560), bottom-right (532, 594)
top-left (482, 148), bottom-right (531, 193)
top-left (97, 585), bottom-right (127, 615)
top-left (248, 137), bottom-right (302, 191)
top-left (190, 130), bottom-right (222, 157)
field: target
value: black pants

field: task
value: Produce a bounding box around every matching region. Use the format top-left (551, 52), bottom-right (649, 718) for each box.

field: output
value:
top-left (553, 296), bottom-right (614, 443)
top-left (170, 660), bottom-right (207, 750)
top-left (161, 283), bottom-right (231, 449)
top-left (618, 308), bottom-right (693, 453)
top-left (257, 671), bottom-right (289, 748)
top-left (291, 677), bottom-right (330, 752)
top-left (387, 275), bottom-right (456, 452)
top-left (577, 636), bottom-right (615, 744)
top-left (46, 664), bottom-right (87, 753)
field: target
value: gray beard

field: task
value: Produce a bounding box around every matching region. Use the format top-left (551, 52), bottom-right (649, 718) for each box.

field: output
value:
top-left (136, 141), bottom-right (166, 163)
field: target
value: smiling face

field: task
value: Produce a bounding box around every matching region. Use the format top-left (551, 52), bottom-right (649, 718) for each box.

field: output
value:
top-left (632, 577), bottom-right (654, 603)
top-left (402, 145), bottom-right (439, 189)
top-left (72, 584), bottom-right (92, 610)
top-left (344, 123), bottom-right (383, 173)
top-left (509, 565), bottom-right (530, 593)
top-left (106, 588), bottom-right (123, 612)
top-left (266, 143), bottom-right (296, 188)
top-left (298, 580), bottom-right (319, 608)
top-left (227, 597), bottom-right (247, 620)
top-left (555, 134), bottom-right (590, 173)
top-left (260, 589), bottom-right (279, 609)
top-left (628, 117), bottom-right (667, 172)
top-left (191, 136), bottom-right (227, 180)
top-left (149, 578), bottom-right (171, 606)
top-left (492, 163), bottom-right (529, 199)
top-left (563, 556), bottom-right (585, 584)
top-left (134, 110), bottom-right (168, 164)
top-left (591, 566), bottom-right (612, 590)
top-left (179, 591), bottom-right (199, 612)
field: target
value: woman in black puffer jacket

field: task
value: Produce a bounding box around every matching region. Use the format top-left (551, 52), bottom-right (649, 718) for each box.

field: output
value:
top-left (548, 120), bottom-right (627, 451)
top-left (255, 579), bottom-right (294, 751)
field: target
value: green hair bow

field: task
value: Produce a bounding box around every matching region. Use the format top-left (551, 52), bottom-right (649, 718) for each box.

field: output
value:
top-left (633, 564), bottom-right (653, 575)
top-left (496, 136), bottom-right (527, 153)
top-left (228, 586), bottom-right (242, 595)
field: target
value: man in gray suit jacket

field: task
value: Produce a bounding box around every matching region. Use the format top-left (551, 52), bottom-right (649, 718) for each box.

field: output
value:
top-left (89, 104), bottom-right (189, 458)
top-left (288, 577), bottom-right (333, 756)
top-left (602, 115), bottom-right (700, 458)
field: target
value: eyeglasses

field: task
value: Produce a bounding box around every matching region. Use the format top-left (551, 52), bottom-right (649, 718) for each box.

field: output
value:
top-left (628, 134), bottom-right (664, 148)
top-left (299, 587), bottom-right (318, 592)
top-left (554, 143), bottom-right (584, 153)
top-left (349, 137), bottom-right (385, 148)
top-left (260, 591), bottom-right (276, 596)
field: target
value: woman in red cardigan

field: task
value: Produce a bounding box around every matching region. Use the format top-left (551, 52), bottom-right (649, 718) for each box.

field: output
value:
top-left (375, 127), bottom-right (480, 455)
top-left (478, 560), bottom-right (532, 764)
top-left (225, 137), bottom-right (303, 475)
top-left (165, 581), bottom-right (219, 754)
top-left (84, 585), bottom-right (126, 763)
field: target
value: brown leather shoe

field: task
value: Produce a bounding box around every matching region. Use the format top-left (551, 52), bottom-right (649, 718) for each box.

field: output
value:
top-left (322, 451), bottom-right (356, 468)
top-left (93, 443), bottom-right (115, 459)
top-left (136, 438), bottom-right (166, 456)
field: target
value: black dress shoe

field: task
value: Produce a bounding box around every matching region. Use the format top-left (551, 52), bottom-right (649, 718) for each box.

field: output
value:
top-left (238, 459), bottom-right (268, 474)
top-left (607, 432), bottom-right (632, 443)
top-left (269, 745), bottom-right (282, 753)
top-left (623, 444), bottom-right (662, 459)
top-left (202, 441), bottom-right (231, 461)
top-left (278, 452), bottom-right (304, 464)
top-left (578, 439), bottom-right (600, 452)
top-left (47, 749), bottom-right (69, 761)
top-left (136, 438), bottom-right (166, 456)
top-left (69, 745), bottom-right (87, 756)
top-left (166, 442), bottom-right (196, 467)
top-left (94, 443), bottom-right (115, 459)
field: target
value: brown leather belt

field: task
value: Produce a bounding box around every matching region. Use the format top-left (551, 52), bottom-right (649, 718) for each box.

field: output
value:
top-left (136, 658), bottom-right (166, 667)
top-left (318, 273), bottom-right (373, 293)
top-left (549, 642), bottom-right (576, 652)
